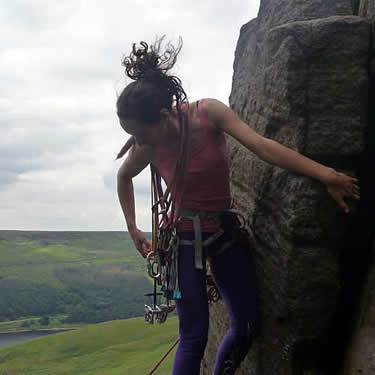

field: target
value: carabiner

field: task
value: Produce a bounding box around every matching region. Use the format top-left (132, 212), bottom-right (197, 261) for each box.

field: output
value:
top-left (147, 252), bottom-right (161, 279)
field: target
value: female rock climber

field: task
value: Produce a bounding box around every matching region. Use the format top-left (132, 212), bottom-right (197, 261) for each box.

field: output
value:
top-left (115, 37), bottom-right (360, 375)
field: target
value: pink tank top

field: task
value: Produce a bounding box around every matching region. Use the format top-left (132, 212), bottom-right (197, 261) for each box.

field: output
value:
top-left (154, 99), bottom-right (232, 232)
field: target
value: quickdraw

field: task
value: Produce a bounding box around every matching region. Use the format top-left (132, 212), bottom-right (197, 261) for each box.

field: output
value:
top-left (143, 231), bottom-right (179, 324)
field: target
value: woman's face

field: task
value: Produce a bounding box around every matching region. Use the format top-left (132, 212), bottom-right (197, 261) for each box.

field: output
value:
top-left (119, 117), bottom-right (162, 146)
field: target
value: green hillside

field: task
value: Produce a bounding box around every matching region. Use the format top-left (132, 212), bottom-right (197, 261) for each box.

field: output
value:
top-left (0, 316), bottom-right (178, 375)
top-left (0, 231), bottom-right (152, 324)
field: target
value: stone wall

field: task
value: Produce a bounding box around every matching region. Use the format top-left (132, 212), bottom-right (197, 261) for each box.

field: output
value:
top-left (360, 0), bottom-right (375, 19)
top-left (202, 1), bottom-right (372, 374)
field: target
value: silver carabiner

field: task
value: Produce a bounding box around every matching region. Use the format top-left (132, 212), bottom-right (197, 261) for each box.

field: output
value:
top-left (147, 252), bottom-right (161, 279)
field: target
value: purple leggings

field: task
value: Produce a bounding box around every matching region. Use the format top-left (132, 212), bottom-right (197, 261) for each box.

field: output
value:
top-left (172, 231), bottom-right (258, 375)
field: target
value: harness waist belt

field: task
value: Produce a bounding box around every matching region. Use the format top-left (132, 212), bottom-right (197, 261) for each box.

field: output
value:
top-left (178, 209), bottom-right (225, 270)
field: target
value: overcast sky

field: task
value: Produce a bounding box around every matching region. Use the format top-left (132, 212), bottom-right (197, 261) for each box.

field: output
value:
top-left (0, 0), bottom-right (260, 232)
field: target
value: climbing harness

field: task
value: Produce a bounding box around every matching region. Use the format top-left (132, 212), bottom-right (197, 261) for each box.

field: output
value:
top-left (144, 190), bottom-right (252, 324)
top-left (178, 207), bottom-right (251, 269)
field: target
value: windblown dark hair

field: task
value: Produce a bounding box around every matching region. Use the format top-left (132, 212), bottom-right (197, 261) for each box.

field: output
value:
top-left (116, 36), bottom-right (188, 159)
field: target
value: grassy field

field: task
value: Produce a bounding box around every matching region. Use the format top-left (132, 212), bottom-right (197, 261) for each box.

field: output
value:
top-left (0, 231), bottom-right (146, 287)
top-left (0, 316), bottom-right (179, 375)
top-left (0, 231), bottom-right (152, 324)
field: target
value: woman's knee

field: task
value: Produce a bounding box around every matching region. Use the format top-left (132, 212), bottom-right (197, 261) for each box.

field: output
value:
top-left (179, 335), bottom-right (208, 357)
top-left (177, 296), bottom-right (209, 335)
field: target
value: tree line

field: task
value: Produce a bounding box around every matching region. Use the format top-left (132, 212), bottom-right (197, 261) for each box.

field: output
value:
top-left (0, 266), bottom-right (151, 324)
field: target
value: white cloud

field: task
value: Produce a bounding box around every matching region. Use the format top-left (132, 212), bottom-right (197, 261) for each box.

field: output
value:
top-left (0, 0), bottom-right (260, 231)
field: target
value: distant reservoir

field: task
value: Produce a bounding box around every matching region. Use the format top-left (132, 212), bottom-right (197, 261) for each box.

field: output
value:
top-left (0, 329), bottom-right (74, 349)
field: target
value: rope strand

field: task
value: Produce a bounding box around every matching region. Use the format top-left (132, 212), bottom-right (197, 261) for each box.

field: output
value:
top-left (147, 337), bottom-right (180, 375)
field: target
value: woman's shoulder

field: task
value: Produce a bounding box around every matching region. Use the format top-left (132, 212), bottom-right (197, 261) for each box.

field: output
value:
top-left (196, 98), bottom-right (223, 133)
top-left (198, 98), bottom-right (224, 114)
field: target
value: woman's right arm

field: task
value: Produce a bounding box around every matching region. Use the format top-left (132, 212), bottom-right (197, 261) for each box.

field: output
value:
top-left (117, 143), bottom-right (154, 257)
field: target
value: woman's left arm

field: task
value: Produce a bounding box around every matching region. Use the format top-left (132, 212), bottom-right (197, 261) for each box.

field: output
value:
top-left (204, 98), bottom-right (360, 213)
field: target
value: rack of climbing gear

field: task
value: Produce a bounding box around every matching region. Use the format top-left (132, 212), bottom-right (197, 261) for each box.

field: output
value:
top-left (142, 104), bottom-right (191, 324)
top-left (144, 246), bottom-right (177, 324)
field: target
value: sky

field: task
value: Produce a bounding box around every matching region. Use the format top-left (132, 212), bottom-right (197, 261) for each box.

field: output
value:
top-left (0, 0), bottom-right (261, 232)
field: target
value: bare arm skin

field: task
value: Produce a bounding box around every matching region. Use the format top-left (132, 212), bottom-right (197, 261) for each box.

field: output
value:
top-left (117, 142), bottom-right (154, 257)
top-left (203, 98), bottom-right (360, 213)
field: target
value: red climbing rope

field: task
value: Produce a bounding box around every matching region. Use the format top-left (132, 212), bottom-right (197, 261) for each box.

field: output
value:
top-left (147, 337), bottom-right (180, 375)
